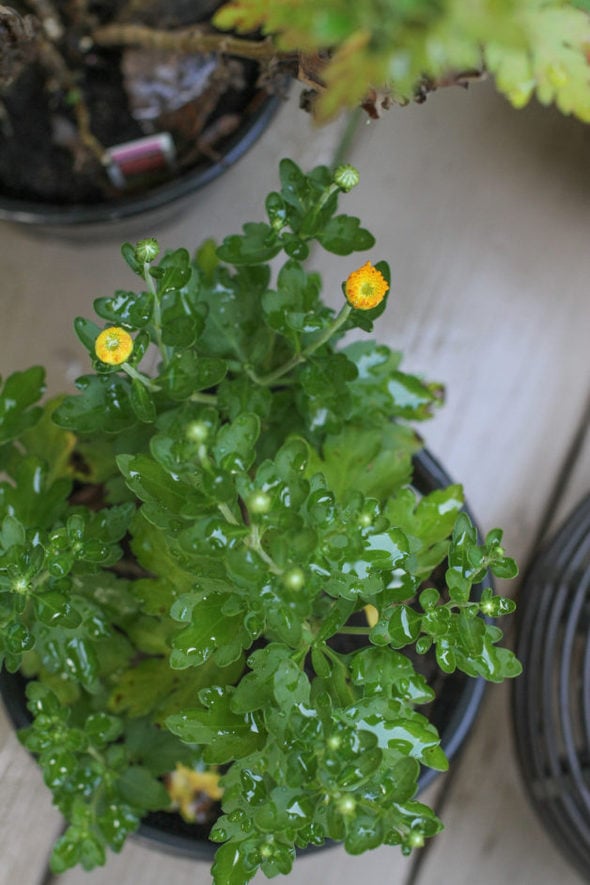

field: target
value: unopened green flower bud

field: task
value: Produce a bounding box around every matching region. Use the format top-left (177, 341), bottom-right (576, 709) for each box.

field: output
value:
top-left (135, 238), bottom-right (160, 263)
top-left (248, 491), bottom-right (272, 515)
top-left (337, 795), bottom-right (356, 815)
top-left (186, 421), bottom-right (209, 443)
top-left (408, 830), bottom-right (425, 849)
top-left (12, 577), bottom-right (29, 595)
top-left (283, 567), bottom-right (305, 591)
top-left (333, 164), bottom-right (360, 193)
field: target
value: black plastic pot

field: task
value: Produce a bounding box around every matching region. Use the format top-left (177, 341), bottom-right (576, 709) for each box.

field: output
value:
top-left (512, 493), bottom-right (590, 880)
top-left (0, 447), bottom-right (490, 861)
top-left (0, 92), bottom-right (281, 239)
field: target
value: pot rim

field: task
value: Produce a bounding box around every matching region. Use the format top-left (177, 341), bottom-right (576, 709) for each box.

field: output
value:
top-left (0, 93), bottom-right (281, 228)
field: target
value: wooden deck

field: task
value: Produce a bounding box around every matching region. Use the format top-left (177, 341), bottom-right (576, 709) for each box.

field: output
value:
top-left (1, 80), bottom-right (589, 885)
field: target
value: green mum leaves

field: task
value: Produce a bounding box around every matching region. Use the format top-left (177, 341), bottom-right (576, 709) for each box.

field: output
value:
top-left (0, 160), bottom-right (521, 885)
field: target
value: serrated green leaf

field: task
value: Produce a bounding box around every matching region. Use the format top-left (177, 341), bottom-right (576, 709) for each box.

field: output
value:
top-left (18, 398), bottom-right (77, 485)
top-left (160, 350), bottom-right (227, 401)
top-left (213, 413), bottom-right (260, 472)
top-left (0, 367), bottom-right (45, 444)
top-left (350, 646), bottom-right (434, 704)
top-left (54, 375), bottom-right (136, 434)
top-left (117, 454), bottom-right (202, 528)
top-left (155, 248), bottom-right (192, 292)
top-left (387, 605), bottom-right (422, 648)
top-left (0, 455), bottom-right (71, 527)
top-left (121, 242), bottom-right (142, 275)
top-left (94, 290), bottom-right (154, 328)
top-left (217, 376), bottom-right (272, 422)
top-left (160, 288), bottom-right (205, 348)
top-left (0, 514), bottom-right (25, 549)
top-left (261, 261), bottom-right (325, 338)
top-left (278, 157), bottom-right (307, 214)
top-left (73, 317), bottom-right (101, 354)
top-left (98, 803), bottom-right (140, 851)
top-left (217, 222), bottom-right (281, 265)
top-left (34, 591), bottom-right (82, 628)
top-left (117, 766), bottom-right (170, 811)
top-left (170, 593), bottom-right (251, 669)
top-left (195, 237), bottom-right (219, 282)
top-left (317, 214), bottom-right (375, 255)
top-left (212, 842), bottom-right (259, 885)
top-left (273, 657), bottom-right (310, 710)
top-left (307, 422), bottom-right (421, 503)
top-left (85, 712), bottom-right (123, 745)
top-left (490, 557), bottom-right (519, 579)
top-left (486, 7), bottom-right (590, 122)
top-left (386, 371), bottom-right (444, 420)
top-left (344, 811), bottom-right (384, 855)
top-left (350, 705), bottom-right (442, 764)
top-left (166, 687), bottom-right (265, 763)
top-left (129, 380), bottom-right (156, 424)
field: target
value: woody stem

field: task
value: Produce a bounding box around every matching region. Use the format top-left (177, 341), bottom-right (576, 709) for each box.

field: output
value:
top-left (91, 22), bottom-right (292, 62)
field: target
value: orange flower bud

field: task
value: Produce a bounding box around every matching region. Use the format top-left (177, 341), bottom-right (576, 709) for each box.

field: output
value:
top-left (345, 261), bottom-right (389, 310)
top-left (95, 327), bottom-right (134, 365)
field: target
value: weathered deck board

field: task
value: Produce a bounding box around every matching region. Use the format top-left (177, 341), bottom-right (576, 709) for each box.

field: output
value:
top-left (548, 397), bottom-right (590, 536)
top-left (1, 79), bottom-right (590, 885)
top-left (360, 88), bottom-right (590, 885)
top-left (340, 82), bottom-right (590, 567)
top-left (411, 420), bottom-right (590, 885)
top-left (0, 704), bottom-right (63, 885)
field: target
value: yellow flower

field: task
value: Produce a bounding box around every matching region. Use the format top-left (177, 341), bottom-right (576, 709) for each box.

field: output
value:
top-left (345, 261), bottom-right (389, 310)
top-left (364, 604), bottom-right (379, 628)
top-left (95, 327), bottom-right (133, 365)
top-left (166, 764), bottom-right (224, 823)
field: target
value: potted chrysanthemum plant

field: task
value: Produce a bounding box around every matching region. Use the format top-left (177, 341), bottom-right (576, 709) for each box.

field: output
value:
top-left (0, 158), bottom-right (521, 884)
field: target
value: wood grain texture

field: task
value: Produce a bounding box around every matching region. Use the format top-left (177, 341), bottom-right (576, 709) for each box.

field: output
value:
top-left (340, 82), bottom-right (590, 566)
top-left (547, 398), bottom-right (590, 538)
top-left (0, 704), bottom-right (63, 885)
top-left (412, 684), bottom-right (586, 885)
top-left (338, 83), bottom-right (590, 885)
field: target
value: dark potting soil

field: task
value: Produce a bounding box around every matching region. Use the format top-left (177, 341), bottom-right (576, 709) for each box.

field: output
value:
top-left (0, 0), bottom-right (265, 205)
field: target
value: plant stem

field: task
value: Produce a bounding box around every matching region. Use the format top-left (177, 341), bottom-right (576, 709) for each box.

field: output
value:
top-left (92, 23), bottom-right (290, 62)
top-left (247, 523), bottom-right (283, 575)
top-left (322, 645), bottom-right (356, 704)
top-left (337, 626), bottom-right (371, 636)
top-left (143, 261), bottom-right (169, 366)
top-left (189, 391), bottom-right (218, 404)
top-left (313, 182), bottom-right (339, 216)
top-left (121, 362), bottom-right (159, 391)
top-left (252, 303), bottom-right (352, 386)
top-left (218, 502), bottom-right (240, 526)
top-left (331, 107), bottom-right (363, 169)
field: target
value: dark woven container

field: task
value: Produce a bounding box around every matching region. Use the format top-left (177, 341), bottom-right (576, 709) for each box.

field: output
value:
top-left (512, 493), bottom-right (590, 880)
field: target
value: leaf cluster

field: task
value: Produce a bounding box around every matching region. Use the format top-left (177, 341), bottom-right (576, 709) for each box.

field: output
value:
top-left (0, 159), bottom-right (520, 884)
top-left (215, 0), bottom-right (590, 122)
